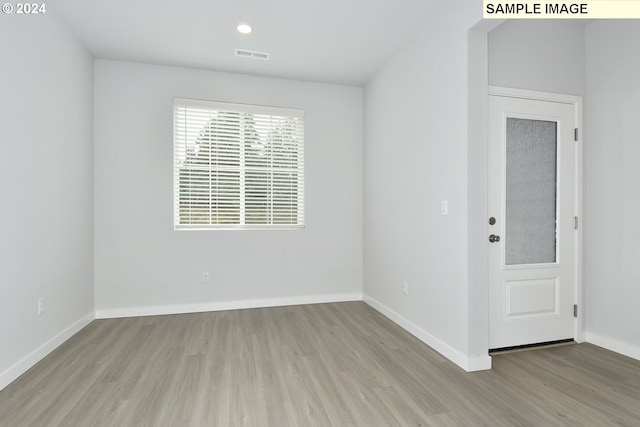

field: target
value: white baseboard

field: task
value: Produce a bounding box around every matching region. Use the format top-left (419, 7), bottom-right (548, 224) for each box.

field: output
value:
top-left (585, 332), bottom-right (640, 362)
top-left (0, 312), bottom-right (95, 391)
top-left (363, 295), bottom-right (492, 372)
top-left (95, 293), bottom-right (363, 319)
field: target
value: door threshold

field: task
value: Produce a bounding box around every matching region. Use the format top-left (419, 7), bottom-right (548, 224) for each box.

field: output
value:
top-left (489, 338), bottom-right (575, 355)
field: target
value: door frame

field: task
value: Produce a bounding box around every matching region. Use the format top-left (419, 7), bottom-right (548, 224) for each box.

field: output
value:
top-left (487, 85), bottom-right (584, 345)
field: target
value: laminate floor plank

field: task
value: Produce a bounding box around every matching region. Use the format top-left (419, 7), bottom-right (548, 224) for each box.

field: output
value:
top-left (2, 302), bottom-right (640, 426)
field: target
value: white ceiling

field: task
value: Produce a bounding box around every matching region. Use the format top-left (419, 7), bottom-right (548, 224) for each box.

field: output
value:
top-left (53, 0), bottom-right (443, 86)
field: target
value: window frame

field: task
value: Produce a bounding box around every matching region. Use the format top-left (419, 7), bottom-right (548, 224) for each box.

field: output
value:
top-left (173, 98), bottom-right (305, 231)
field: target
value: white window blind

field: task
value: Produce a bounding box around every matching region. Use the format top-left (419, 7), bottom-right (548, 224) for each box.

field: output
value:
top-left (173, 99), bottom-right (304, 230)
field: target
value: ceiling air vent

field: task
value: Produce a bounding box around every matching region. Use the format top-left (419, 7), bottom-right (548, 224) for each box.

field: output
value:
top-left (235, 49), bottom-right (270, 61)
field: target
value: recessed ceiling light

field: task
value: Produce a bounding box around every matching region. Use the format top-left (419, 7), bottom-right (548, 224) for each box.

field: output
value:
top-left (237, 23), bottom-right (252, 34)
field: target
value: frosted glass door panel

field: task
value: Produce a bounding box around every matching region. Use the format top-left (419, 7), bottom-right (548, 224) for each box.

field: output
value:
top-left (505, 118), bottom-right (557, 265)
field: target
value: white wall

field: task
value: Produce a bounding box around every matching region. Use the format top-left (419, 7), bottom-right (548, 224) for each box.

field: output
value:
top-left (488, 20), bottom-right (586, 96)
top-left (584, 21), bottom-right (640, 358)
top-left (0, 14), bottom-right (94, 389)
top-left (94, 60), bottom-right (363, 315)
top-left (467, 23), bottom-right (497, 367)
top-left (363, 0), bottom-right (489, 370)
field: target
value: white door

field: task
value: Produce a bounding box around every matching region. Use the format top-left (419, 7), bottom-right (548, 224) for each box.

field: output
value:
top-left (488, 90), bottom-right (578, 350)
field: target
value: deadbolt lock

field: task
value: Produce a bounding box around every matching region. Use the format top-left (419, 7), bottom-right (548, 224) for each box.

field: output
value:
top-left (488, 217), bottom-right (496, 225)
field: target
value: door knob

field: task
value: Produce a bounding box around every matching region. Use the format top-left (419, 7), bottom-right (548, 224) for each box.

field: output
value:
top-left (489, 234), bottom-right (501, 243)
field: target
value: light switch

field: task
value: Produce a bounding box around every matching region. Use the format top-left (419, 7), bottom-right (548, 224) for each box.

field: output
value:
top-left (441, 200), bottom-right (448, 215)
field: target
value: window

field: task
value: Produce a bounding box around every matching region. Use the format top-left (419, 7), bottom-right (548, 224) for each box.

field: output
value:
top-left (173, 99), bottom-right (304, 230)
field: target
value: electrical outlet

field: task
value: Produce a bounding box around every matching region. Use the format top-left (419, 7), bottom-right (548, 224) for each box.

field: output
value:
top-left (202, 272), bottom-right (210, 283)
top-left (38, 298), bottom-right (45, 315)
top-left (402, 281), bottom-right (409, 296)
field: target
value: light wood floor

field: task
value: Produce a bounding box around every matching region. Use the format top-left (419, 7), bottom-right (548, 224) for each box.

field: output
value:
top-left (1, 302), bottom-right (639, 426)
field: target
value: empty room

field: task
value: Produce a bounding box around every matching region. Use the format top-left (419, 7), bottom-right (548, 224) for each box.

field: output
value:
top-left (1, 0), bottom-right (640, 425)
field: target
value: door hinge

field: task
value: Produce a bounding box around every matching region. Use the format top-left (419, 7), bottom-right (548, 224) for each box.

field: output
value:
top-left (574, 128), bottom-right (579, 141)
top-left (573, 216), bottom-right (579, 230)
top-left (573, 304), bottom-right (578, 318)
